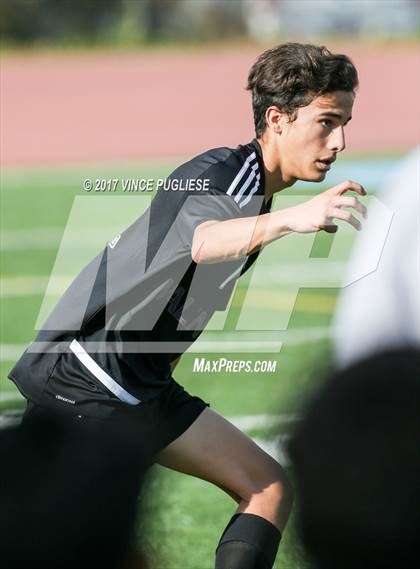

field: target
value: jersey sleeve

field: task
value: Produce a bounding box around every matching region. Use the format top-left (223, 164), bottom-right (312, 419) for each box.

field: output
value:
top-left (174, 187), bottom-right (246, 249)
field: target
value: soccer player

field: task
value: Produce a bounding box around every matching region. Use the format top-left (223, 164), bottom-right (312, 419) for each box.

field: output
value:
top-left (9, 43), bottom-right (366, 569)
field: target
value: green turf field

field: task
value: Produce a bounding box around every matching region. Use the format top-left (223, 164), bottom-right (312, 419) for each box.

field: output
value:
top-left (0, 160), bottom-right (380, 568)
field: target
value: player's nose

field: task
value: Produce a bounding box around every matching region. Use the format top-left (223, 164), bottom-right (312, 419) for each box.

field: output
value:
top-left (328, 126), bottom-right (346, 153)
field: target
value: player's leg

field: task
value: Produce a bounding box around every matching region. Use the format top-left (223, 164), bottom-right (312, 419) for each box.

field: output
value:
top-left (156, 407), bottom-right (293, 569)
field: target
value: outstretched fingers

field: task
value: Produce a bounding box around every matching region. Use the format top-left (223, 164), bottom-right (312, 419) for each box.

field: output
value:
top-left (331, 207), bottom-right (362, 231)
top-left (333, 195), bottom-right (368, 218)
top-left (329, 179), bottom-right (366, 197)
top-left (321, 180), bottom-right (368, 232)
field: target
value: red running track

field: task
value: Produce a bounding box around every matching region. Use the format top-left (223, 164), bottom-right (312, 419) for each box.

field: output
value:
top-left (1, 44), bottom-right (419, 166)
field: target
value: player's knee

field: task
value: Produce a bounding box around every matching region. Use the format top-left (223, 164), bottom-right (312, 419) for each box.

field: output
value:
top-left (239, 460), bottom-right (294, 509)
top-left (276, 469), bottom-right (294, 511)
top-left (264, 465), bottom-right (293, 511)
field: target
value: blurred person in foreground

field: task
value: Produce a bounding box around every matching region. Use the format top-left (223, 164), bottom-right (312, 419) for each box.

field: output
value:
top-left (8, 43), bottom-right (366, 568)
top-left (288, 348), bottom-right (420, 569)
top-left (0, 410), bottom-right (148, 569)
top-left (333, 146), bottom-right (420, 367)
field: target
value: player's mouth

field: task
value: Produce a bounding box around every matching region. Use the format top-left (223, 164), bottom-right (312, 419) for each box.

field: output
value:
top-left (315, 157), bottom-right (336, 171)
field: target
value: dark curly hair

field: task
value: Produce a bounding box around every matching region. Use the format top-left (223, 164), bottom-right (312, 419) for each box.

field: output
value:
top-left (247, 43), bottom-right (358, 137)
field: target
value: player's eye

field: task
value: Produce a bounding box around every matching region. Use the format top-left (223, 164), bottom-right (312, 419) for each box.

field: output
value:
top-left (320, 119), bottom-right (332, 127)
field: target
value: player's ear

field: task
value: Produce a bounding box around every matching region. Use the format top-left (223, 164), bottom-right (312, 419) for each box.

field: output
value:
top-left (265, 106), bottom-right (287, 134)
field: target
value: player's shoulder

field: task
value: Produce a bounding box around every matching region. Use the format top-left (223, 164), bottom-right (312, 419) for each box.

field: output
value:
top-left (184, 139), bottom-right (259, 178)
top-left (171, 139), bottom-right (263, 199)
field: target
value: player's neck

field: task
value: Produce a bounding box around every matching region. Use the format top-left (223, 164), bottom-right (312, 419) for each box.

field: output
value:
top-left (257, 136), bottom-right (296, 201)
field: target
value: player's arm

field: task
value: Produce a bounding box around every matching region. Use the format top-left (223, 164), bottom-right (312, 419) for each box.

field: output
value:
top-left (192, 180), bottom-right (367, 264)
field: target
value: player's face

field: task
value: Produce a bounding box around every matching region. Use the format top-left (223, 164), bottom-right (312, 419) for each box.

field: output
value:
top-left (278, 91), bottom-right (354, 183)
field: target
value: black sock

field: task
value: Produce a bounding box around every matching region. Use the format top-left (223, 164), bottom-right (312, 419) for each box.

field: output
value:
top-left (215, 513), bottom-right (281, 569)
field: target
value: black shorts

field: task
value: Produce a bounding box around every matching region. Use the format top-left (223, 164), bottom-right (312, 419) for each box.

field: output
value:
top-left (22, 378), bottom-right (209, 459)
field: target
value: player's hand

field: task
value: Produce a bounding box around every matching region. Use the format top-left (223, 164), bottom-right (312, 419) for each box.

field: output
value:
top-left (283, 180), bottom-right (367, 234)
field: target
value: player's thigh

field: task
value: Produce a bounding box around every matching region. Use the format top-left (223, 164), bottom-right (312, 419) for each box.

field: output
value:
top-left (155, 407), bottom-right (288, 503)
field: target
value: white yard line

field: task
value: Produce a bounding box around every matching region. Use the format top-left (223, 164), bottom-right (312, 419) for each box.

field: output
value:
top-left (0, 227), bottom-right (107, 251)
top-left (0, 227), bottom-right (63, 250)
top-left (1, 345), bottom-right (28, 361)
top-left (0, 392), bottom-right (23, 403)
top-left (0, 271), bottom-right (345, 298)
top-left (227, 414), bottom-right (299, 430)
top-left (252, 434), bottom-right (291, 466)
top-left (200, 327), bottom-right (331, 347)
top-left (0, 276), bottom-right (74, 297)
top-left (0, 398), bottom-right (298, 461)
top-left (187, 341), bottom-right (284, 353)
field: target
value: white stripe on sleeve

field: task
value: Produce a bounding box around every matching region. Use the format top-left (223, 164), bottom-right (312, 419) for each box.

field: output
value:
top-left (239, 178), bottom-right (261, 209)
top-left (234, 164), bottom-right (259, 203)
top-left (226, 152), bottom-right (257, 196)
